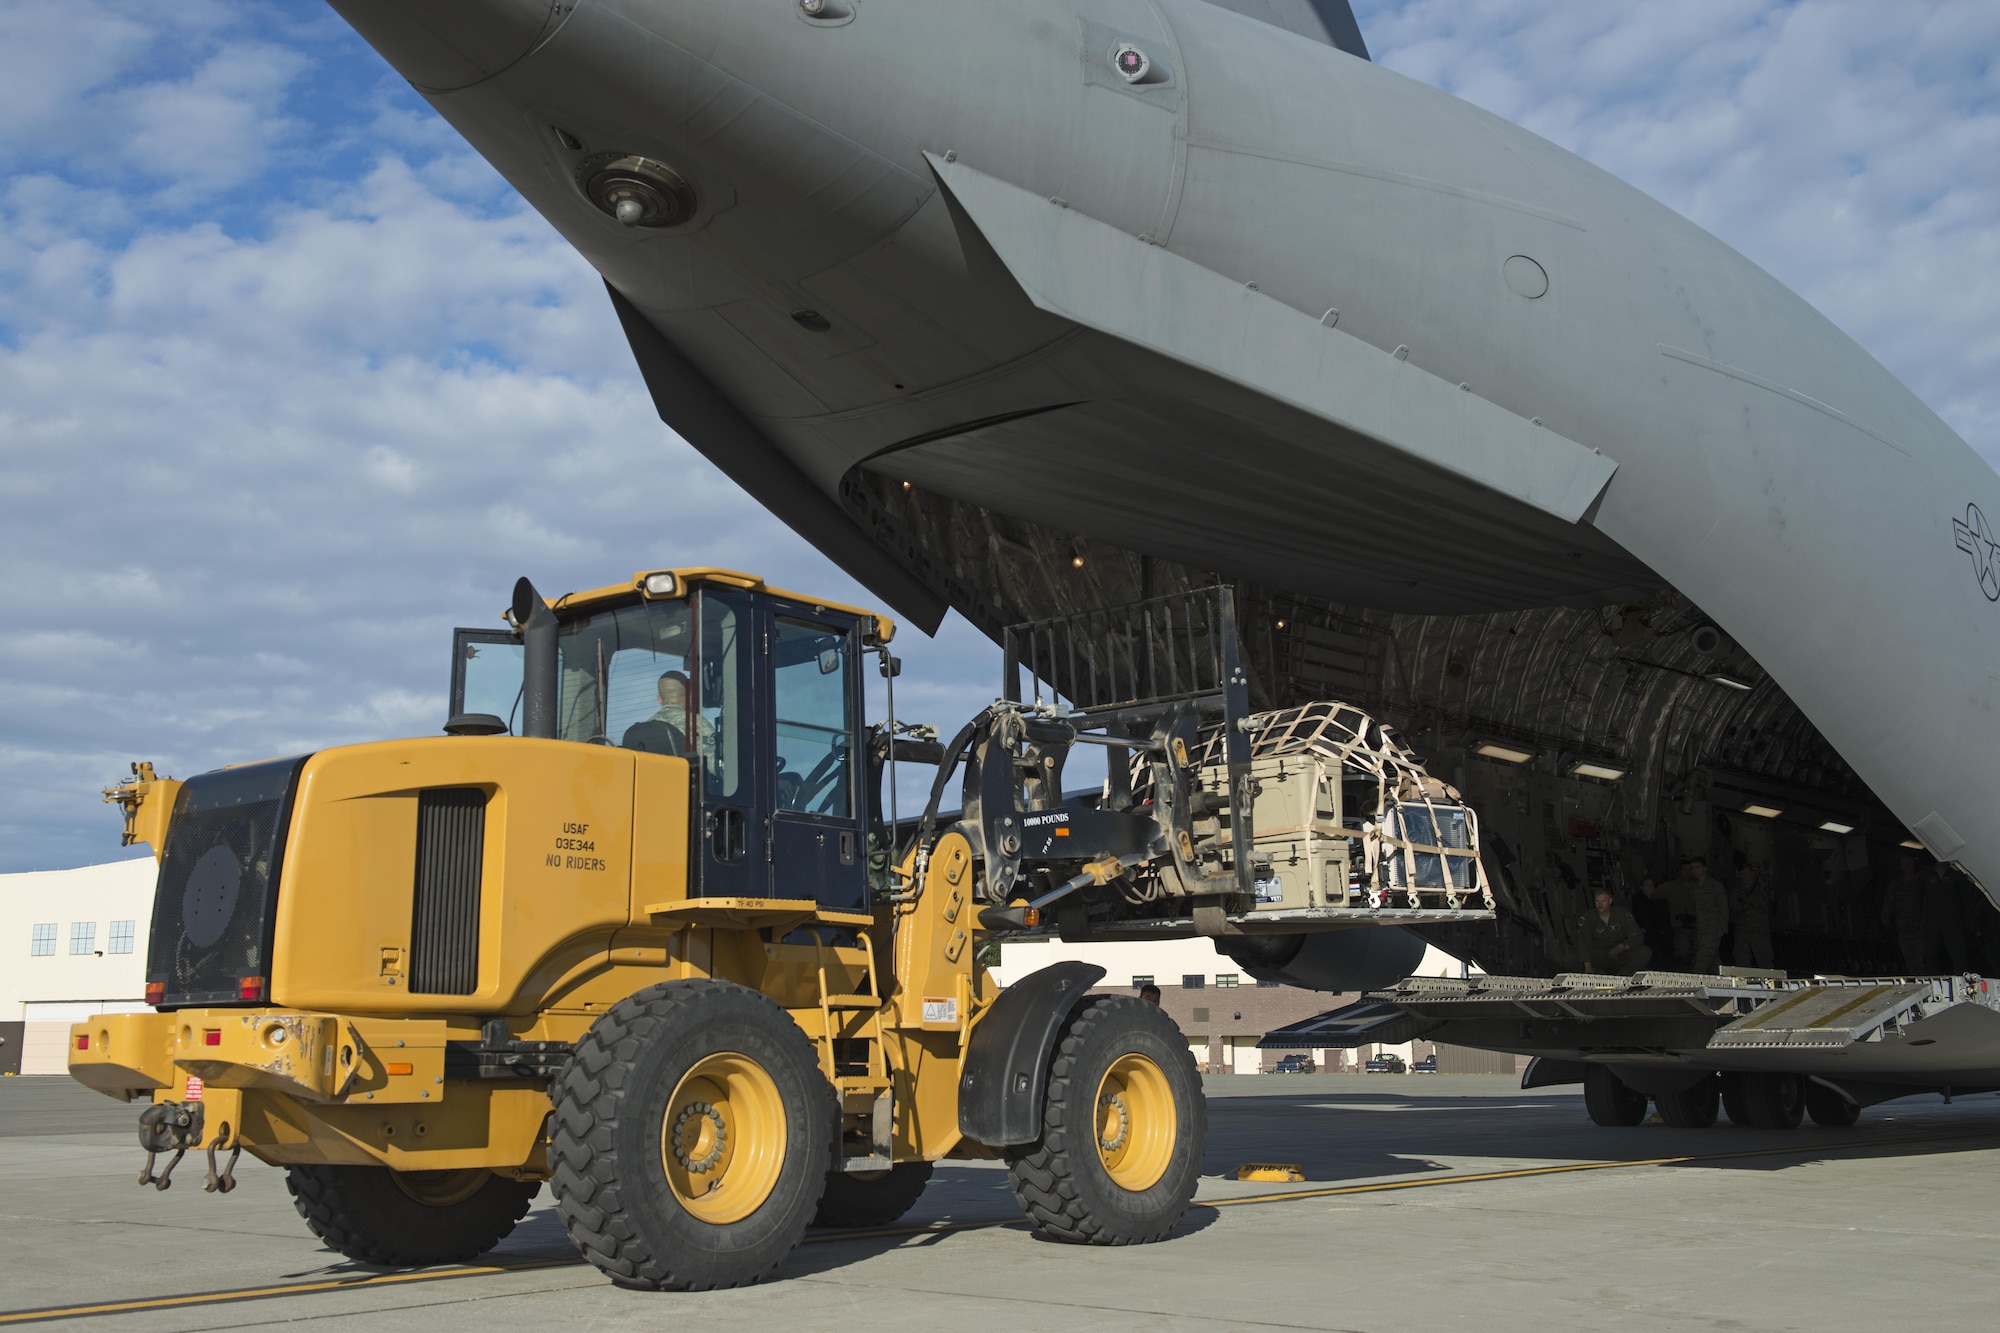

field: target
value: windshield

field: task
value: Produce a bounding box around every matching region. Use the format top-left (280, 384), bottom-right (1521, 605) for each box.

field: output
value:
top-left (555, 599), bottom-right (695, 749)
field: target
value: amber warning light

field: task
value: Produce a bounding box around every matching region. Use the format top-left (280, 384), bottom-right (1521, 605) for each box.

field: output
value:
top-left (239, 976), bottom-right (266, 1002)
top-left (144, 982), bottom-right (165, 1006)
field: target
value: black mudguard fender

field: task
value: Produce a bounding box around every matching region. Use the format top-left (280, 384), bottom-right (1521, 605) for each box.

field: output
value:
top-left (958, 961), bottom-right (1106, 1147)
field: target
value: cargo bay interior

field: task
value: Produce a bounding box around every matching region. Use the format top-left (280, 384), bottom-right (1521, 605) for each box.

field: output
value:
top-left (844, 475), bottom-right (1998, 980)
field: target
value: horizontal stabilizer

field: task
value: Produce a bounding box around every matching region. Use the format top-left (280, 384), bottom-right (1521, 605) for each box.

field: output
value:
top-left (927, 155), bottom-right (1618, 525)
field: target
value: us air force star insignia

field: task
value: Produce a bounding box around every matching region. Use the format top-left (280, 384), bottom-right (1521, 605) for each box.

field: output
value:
top-left (1953, 503), bottom-right (2000, 602)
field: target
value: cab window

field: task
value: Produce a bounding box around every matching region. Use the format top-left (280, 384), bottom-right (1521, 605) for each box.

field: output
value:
top-left (551, 599), bottom-right (694, 750)
top-left (772, 618), bottom-right (853, 817)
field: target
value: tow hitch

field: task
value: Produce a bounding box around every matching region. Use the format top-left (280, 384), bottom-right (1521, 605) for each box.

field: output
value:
top-left (136, 1101), bottom-right (206, 1191)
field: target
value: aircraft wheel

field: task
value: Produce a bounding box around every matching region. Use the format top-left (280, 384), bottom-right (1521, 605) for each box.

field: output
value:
top-left (1583, 1065), bottom-right (1648, 1126)
top-left (813, 1160), bottom-right (933, 1228)
top-left (550, 980), bottom-right (835, 1290)
top-left (1739, 1072), bottom-right (1805, 1129)
top-left (1721, 1073), bottom-right (1751, 1126)
top-left (1654, 1075), bottom-right (1720, 1129)
top-left (1804, 1080), bottom-right (1861, 1127)
top-left (285, 1165), bottom-right (539, 1266)
top-left (1006, 996), bottom-right (1204, 1244)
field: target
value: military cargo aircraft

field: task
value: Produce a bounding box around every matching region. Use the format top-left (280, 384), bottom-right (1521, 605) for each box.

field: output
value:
top-left (322, 0), bottom-right (2000, 1112)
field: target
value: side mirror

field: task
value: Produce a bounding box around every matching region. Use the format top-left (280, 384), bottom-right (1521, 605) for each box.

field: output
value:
top-left (818, 647), bottom-right (842, 675)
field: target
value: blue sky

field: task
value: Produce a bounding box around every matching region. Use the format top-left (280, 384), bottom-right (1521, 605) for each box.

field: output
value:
top-left (2, 1), bottom-right (1998, 871)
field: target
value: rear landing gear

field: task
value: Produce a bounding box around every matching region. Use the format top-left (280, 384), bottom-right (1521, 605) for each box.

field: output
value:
top-left (1654, 1075), bottom-right (1720, 1128)
top-left (1804, 1080), bottom-right (1861, 1127)
top-left (1583, 1065), bottom-right (1648, 1127)
top-left (1737, 1072), bottom-right (1805, 1129)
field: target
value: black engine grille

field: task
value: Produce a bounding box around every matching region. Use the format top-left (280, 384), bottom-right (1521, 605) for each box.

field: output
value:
top-left (148, 756), bottom-right (309, 1007)
top-left (410, 787), bottom-right (487, 995)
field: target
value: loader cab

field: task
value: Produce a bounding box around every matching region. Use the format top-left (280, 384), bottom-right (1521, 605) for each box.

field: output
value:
top-left (447, 570), bottom-right (882, 912)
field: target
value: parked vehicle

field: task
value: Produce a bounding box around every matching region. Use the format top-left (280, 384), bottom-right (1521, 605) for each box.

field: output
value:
top-left (1364, 1054), bottom-right (1408, 1074)
top-left (1271, 1054), bottom-right (1317, 1074)
top-left (1412, 1055), bottom-right (1438, 1073)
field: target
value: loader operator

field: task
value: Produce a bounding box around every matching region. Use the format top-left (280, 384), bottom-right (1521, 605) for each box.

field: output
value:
top-left (622, 670), bottom-right (695, 757)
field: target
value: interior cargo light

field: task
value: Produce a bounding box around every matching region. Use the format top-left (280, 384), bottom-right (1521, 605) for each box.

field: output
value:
top-left (1707, 673), bottom-right (1752, 691)
top-left (1819, 821), bottom-right (1856, 835)
top-left (1742, 804), bottom-right (1783, 819)
top-left (1475, 742), bottom-right (1534, 764)
top-left (1570, 762), bottom-right (1627, 782)
top-left (239, 976), bottom-right (266, 1002)
top-left (144, 981), bottom-right (165, 1006)
top-left (642, 572), bottom-right (678, 596)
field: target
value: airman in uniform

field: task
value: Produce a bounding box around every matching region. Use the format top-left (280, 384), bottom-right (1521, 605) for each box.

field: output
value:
top-left (1729, 863), bottom-right (1775, 969)
top-left (1687, 857), bottom-right (1730, 973)
top-left (1581, 888), bottom-right (1652, 975)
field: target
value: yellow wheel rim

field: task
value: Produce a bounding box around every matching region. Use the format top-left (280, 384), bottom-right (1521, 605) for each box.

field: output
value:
top-left (661, 1052), bottom-right (786, 1225)
top-left (390, 1168), bottom-right (490, 1208)
top-left (1094, 1052), bottom-right (1176, 1192)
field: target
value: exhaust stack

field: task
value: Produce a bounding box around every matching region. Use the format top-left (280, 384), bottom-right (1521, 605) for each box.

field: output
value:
top-left (512, 577), bottom-right (560, 740)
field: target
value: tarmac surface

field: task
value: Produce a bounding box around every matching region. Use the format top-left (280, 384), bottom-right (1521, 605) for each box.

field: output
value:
top-left (4, 1072), bottom-right (1999, 1330)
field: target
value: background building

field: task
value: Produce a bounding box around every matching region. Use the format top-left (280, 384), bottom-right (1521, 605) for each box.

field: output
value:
top-left (992, 935), bottom-right (1521, 1075)
top-left (0, 859), bottom-right (155, 1075)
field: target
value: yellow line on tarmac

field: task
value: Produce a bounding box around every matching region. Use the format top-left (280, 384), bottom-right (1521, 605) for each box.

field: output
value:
top-left (7, 1129), bottom-right (1998, 1325)
top-left (0, 1258), bottom-right (580, 1326)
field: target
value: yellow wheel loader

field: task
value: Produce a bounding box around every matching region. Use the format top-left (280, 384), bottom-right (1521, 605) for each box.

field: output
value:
top-left (73, 568), bottom-right (1489, 1288)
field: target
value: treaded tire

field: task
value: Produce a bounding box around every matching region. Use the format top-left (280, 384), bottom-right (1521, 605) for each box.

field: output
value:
top-left (1583, 1065), bottom-right (1648, 1126)
top-left (1005, 995), bottom-right (1204, 1245)
top-left (1721, 1073), bottom-right (1751, 1126)
top-left (1655, 1076), bottom-right (1720, 1129)
top-left (548, 979), bottom-right (836, 1291)
top-left (285, 1166), bottom-right (538, 1267)
top-left (1740, 1072), bottom-right (1805, 1129)
top-left (1804, 1079), bottom-right (1860, 1127)
top-left (813, 1160), bottom-right (933, 1228)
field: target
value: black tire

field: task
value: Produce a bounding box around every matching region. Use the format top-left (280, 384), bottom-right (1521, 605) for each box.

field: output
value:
top-left (1740, 1072), bottom-right (1805, 1129)
top-left (1804, 1080), bottom-right (1861, 1127)
top-left (285, 1165), bottom-right (538, 1267)
top-left (1654, 1075), bottom-right (1720, 1129)
top-left (813, 1160), bottom-right (934, 1228)
top-left (549, 980), bottom-right (836, 1291)
top-left (1583, 1065), bottom-right (1648, 1126)
top-left (1721, 1073), bottom-right (1751, 1126)
top-left (1006, 996), bottom-right (1204, 1245)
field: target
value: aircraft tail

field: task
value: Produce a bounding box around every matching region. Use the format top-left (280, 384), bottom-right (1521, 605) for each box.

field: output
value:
top-left (1202, 0), bottom-right (1370, 60)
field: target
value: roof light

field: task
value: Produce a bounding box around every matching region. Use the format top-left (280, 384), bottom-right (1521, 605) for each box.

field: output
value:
top-left (1742, 804), bottom-right (1783, 819)
top-left (1818, 821), bottom-right (1855, 835)
top-left (1475, 742), bottom-right (1534, 764)
top-left (1707, 673), bottom-right (1752, 691)
top-left (1570, 762), bottom-right (1627, 782)
top-left (642, 572), bottom-right (678, 596)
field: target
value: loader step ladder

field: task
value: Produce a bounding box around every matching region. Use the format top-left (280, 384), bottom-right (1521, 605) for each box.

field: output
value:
top-left (1708, 979), bottom-right (1950, 1050)
top-left (814, 932), bottom-right (896, 1172)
